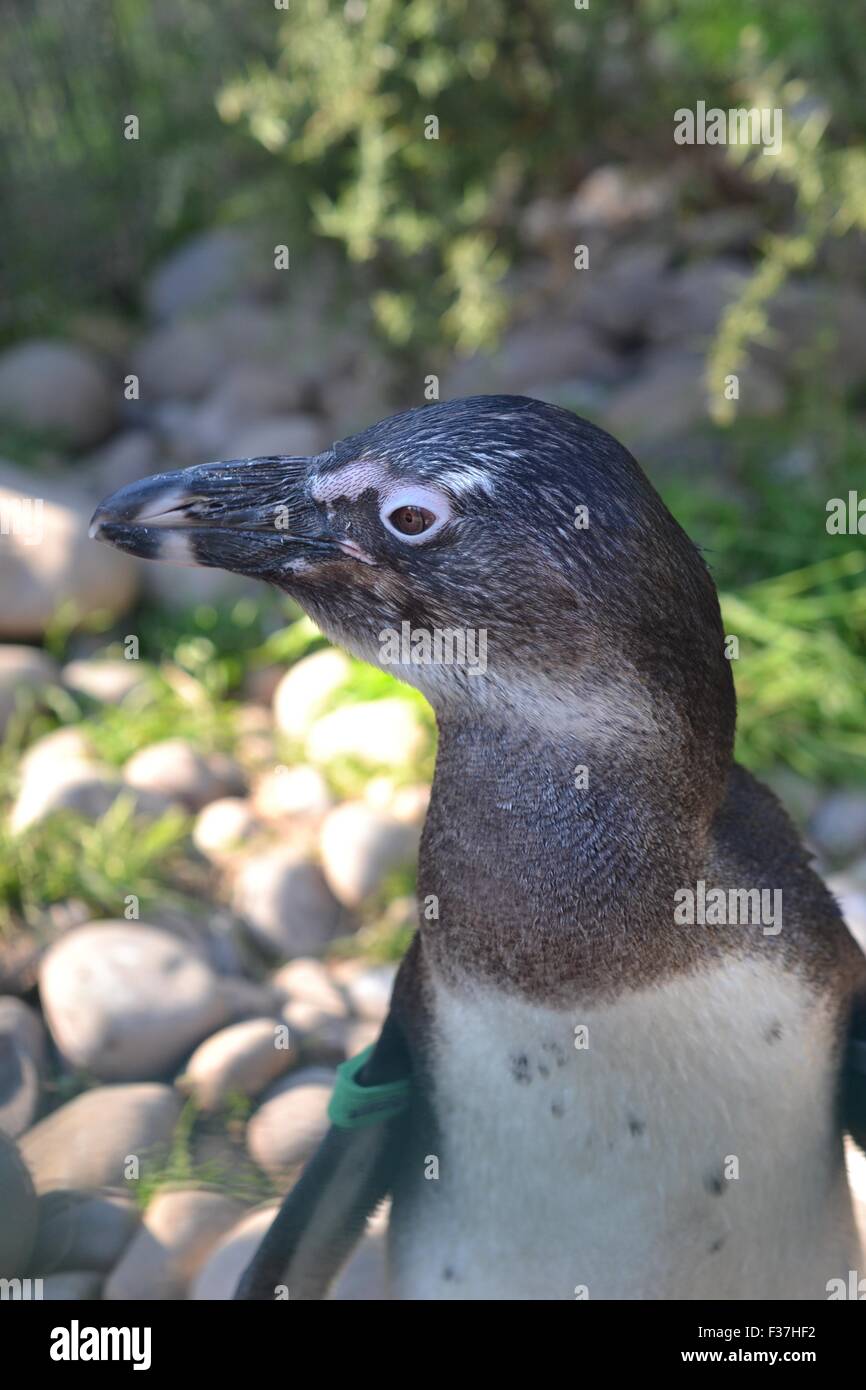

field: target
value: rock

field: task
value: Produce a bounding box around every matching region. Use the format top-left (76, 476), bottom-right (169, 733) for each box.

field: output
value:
top-left (19, 1083), bottom-right (182, 1193)
top-left (246, 1069), bottom-right (335, 1183)
top-left (189, 1205), bottom-right (280, 1300)
top-left (124, 740), bottom-right (245, 811)
top-left (306, 697), bottom-right (427, 770)
top-left (0, 645), bottom-right (59, 735)
top-left (0, 997), bottom-right (48, 1074)
top-left (187, 365), bottom-right (311, 460)
top-left (178, 1018), bottom-right (297, 1111)
top-left (104, 1189), bottom-right (247, 1300)
top-left (764, 282), bottom-right (866, 388)
top-left (141, 559), bottom-right (260, 609)
top-left (319, 801), bottom-right (419, 908)
top-left (61, 657), bottom-right (148, 705)
top-left (568, 164), bottom-right (676, 232)
top-left (282, 1002), bottom-right (349, 1066)
top-left (575, 244), bottom-right (670, 343)
top-left (389, 783), bottom-right (430, 825)
top-left (11, 758), bottom-right (119, 833)
top-left (345, 1019), bottom-right (383, 1056)
top-left (0, 340), bottom-right (115, 448)
top-left (19, 725), bottom-right (94, 777)
top-left (216, 976), bottom-right (282, 1024)
top-left (144, 227), bottom-right (261, 321)
top-left (39, 923), bottom-right (230, 1081)
top-left (0, 462), bottom-right (137, 639)
top-left (253, 765), bottom-right (332, 823)
top-left (41, 1270), bottom-right (103, 1299)
top-left (604, 349), bottom-right (783, 449)
top-left (233, 848), bottom-right (342, 960)
top-left (133, 319), bottom-right (227, 400)
top-left (225, 414), bottom-right (327, 462)
top-left (85, 430), bottom-right (159, 496)
top-left (272, 648), bottom-right (351, 740)
top-left (193, 797), bottom-right (259, 860)
top-left (0, 1132), bottom-right (38, 1275)
top-left (0, 1034), bottom-right (40, 1138)
top-left (10, 756), bottom-right (174, 834)
top-left (810, 793), bottom-right (866, 862)
top-left (445, 322), bottom-right (622, 399)
top-left (270, 959), bottom-right (347, 1018)
top-left (337, 963), bottom-right (397, 1023)
top-left (31, 1190), bottom-right (138, 1273)
top-left (648, 260), bottom-right (750, 348)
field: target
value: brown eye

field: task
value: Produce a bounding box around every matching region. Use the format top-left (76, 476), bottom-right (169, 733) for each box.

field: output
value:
top-left (388, 504), bottom-right (435, 536)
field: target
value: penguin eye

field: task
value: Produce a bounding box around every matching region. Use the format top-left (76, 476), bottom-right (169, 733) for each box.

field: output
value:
top-left (379, 486), bottom-right (451, 544)
top-left (388, 505), bottom-right (435, 536)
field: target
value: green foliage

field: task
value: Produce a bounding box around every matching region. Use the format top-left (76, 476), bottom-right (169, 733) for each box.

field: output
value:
top-left (0, 793), bottom-right (198, 936)
top-left (722, 555), bottom-right (866, 781)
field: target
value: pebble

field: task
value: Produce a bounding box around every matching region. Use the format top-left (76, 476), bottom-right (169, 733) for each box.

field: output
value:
top-left (39, 922), bottom-right (230, 1081)
top-left (19, 1083), bottom-right (182, 1193)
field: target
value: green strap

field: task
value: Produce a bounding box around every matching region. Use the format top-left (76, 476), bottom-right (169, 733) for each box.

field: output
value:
top-left (328, 1044), bottom-right (411, 1130)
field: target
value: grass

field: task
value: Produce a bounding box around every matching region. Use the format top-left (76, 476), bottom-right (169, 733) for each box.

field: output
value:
top-left (0, 794), bottom-right (200, 937)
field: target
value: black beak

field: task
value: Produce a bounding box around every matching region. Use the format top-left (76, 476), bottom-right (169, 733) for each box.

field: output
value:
top-left (89, 456), bottom-right (337, 579)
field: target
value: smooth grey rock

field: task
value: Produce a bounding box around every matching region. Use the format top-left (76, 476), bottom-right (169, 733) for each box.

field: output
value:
top-left (85, 429), bottom-right (158, 496)
top-left (31, 1190), bottom-right (139, 1273)
top-left (145, 227), bottom-right (260, 321)
top-left (306, 698), bottom-right (426, 769)
top-left (272, 648), bottom-right (351, 740)
top-left (270, 959), bottom-right (347, 1018)
top-left (0, 997), bottom-right (48, 1074)
top-left (103, 1188), bottom-right (247, 1300)
top-left (282, 1001), bottom-right (349, 1066)
top-left (193, 797), bottom-right (259, 860)
top-left (19, 1083), bottom-right (182, 1193)
top-left (337, 962), bottom-right (397, 1023)
top-left (320, 801), bottom-right (419, 908)
top-left (124, 739), bottom-right (245, 811)
top-left (0, 1035), bottom-right (40, 1138)
top-left (253, 765), bottom-right (332, 823)
top-left (40, 1270), bottom-right (103, 1299)
top-left (233, 848), bottom-right (342, 960)
top-left (225, 414), bottom-right (327, 462)
top-left (39, 923), bottom-right (229, 1081)
top-left (133, 319), bottom-right (226, 400)
top-left (246, 1069), bottom-right (335, 1182)
top-left (10, 756), bottom-right (175, 834)
top-left (189, 1205), bottom-right (280, 1300)
top-left (0, 1132), bottom-right (38, 1275)
top-left (0, 462), bottom-right (137, 639)
top-left (62, 657), bottom-right (148, 705)
top-left (178, 1018), bottom-right (297, 1111)
top-left (0, 340), bottom-right (115, 448)
top-left (0, 645), bottom-right (59, 736)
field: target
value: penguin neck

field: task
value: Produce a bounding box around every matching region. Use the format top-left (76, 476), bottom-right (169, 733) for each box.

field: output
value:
top-left (418, 705), bottom-right (733, 998)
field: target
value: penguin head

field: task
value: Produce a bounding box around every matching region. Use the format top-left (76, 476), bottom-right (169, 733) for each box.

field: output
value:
top-left (91, 394), bottom-right (734, 752)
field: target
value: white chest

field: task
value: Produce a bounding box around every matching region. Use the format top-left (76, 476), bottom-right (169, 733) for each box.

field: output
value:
top-left (388, 959), bottom-right (861, 1299)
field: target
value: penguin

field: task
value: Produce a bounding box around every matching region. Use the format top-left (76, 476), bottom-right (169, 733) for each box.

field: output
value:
top-left (91, 394), bottom-right (866, 1300)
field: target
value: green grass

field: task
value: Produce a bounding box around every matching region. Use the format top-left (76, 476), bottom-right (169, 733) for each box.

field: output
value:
top-left (0, 794), bottom-right (200, 937)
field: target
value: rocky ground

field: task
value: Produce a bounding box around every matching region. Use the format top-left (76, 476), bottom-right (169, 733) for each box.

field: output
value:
top-left (2, 168), bottom-right (866, 1299)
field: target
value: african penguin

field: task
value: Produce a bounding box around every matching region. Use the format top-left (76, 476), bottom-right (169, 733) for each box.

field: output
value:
top-left (91, 394), bottom-right (866, 1300)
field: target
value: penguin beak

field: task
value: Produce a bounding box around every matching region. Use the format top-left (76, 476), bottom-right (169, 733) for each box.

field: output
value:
top-left (89, 456), bottom-right (338, 581)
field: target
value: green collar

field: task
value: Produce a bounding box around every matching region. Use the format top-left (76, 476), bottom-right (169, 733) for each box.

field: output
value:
top-left (327, 1044), bottom-right (412, 1130)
